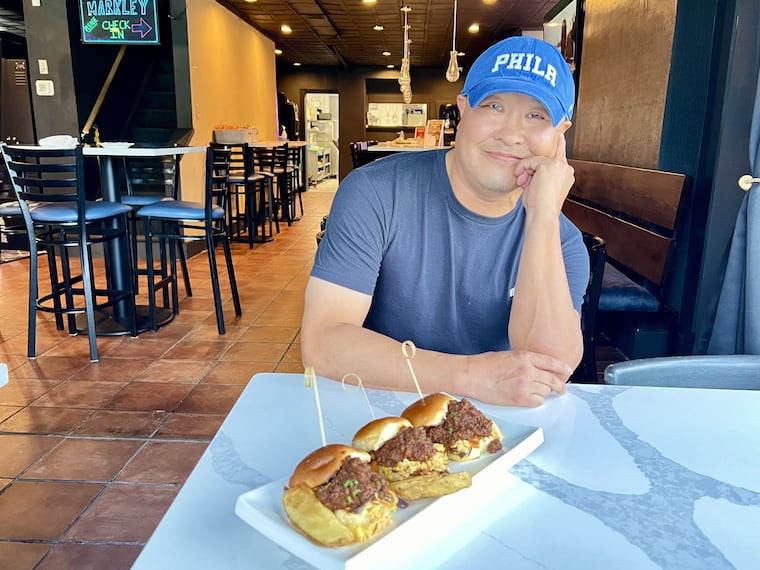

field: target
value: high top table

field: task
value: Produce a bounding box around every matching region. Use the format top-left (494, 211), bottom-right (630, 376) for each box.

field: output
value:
top-left (133, 374), bottom-right (760, 569)
top-left (85, 145), bottom-right (206, 334)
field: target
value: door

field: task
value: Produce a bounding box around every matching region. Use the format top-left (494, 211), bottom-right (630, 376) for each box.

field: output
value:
top-left (304, 92), bottom-right (339, 187)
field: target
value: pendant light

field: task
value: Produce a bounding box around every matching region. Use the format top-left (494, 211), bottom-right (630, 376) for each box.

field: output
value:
top-left (399, 6), bottom-right (412, 104)
top-left (446, 0), bottom-right (460, 82)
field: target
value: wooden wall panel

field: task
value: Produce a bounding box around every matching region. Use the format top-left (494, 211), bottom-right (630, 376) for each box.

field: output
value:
top-left (573, 0), bottom-right (678, 168)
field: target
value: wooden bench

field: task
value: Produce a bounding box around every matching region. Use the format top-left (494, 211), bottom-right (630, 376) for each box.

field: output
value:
top-left (563, 159), bottom-right (689, 366)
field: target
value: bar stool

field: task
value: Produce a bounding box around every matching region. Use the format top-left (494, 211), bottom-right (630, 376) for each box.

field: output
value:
top-left (211, 142), bottom-right (275, 247)
top-left (137, 146), bottom-right (241, 334)
top-left (1, 143), bottom-right (137, 361)
top-left (287, 145), bottom-right (304, 219)
top-left (255, 144), bottom-right (296, 226)
top-left (121, 155), bottom-right (192, 297)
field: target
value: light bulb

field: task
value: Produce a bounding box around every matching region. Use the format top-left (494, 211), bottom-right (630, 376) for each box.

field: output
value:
top-left (446, 50), bottom-right (460, 82)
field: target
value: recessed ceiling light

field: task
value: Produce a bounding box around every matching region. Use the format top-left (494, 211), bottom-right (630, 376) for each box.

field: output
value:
top-left (457, 51), bottom-right (465, 57)
top-left (293, 62), bottom-right (301, 67)
top-left (274, 49), bottom-right (282, 55)
top-left (382, 51), bottom-right (391, 57)
top-left (362, 0), bottom-right (377, 4)
top-left (468, 23), bottom-right (480, 33)
top-left (373, 25), bottom-right (384, 31)
top-left (387, 64), bottom-right (395, 69)
top-left (244, 0), bottom-right (257, 3)
top-left (483, 0), bottom-right (497, 5)
top-left (281, 24), bottom-right (292, 34)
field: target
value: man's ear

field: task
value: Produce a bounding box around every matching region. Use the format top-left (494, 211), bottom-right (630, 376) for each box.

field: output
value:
top-left (456, 94), bottom-right (468, 113)
top-left (557, 119), bottom-right (572, 135)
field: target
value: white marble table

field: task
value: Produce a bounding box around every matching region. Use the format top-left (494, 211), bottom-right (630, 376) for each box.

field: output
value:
top-left (133, 374), bottom-right (760, 569)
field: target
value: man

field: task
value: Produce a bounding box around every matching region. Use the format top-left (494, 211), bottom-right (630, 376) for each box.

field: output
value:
top-left (301, 36), bottom-right (589, 407)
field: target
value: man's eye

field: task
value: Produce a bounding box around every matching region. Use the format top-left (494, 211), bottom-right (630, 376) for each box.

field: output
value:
top-left (527, 112), bottom-right (547, 120)
top-left (482, 102), bottom-right (502, 111)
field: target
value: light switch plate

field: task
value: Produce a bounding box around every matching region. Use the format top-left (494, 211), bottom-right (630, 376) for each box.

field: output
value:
top-left (38, 59), bottom-right (48, 74)
top-left (35, 79), bottom-right (55, 96)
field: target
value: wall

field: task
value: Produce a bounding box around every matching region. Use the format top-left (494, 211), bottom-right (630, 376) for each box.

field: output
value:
top-left (277, 66), bottom-right (462, 180)
top-left (572, 0), bottom-right (679, 168)
top-left (181, 0), bottom-right (277, 201)
top-left (22, 0), bottom-right (79, 140)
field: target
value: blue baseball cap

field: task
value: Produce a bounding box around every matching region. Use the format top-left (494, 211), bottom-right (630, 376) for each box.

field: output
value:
top-left (461, 36), bottom-right (575, 127)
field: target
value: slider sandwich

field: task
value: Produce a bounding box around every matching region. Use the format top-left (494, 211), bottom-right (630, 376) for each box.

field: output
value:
top-left (282, 444), bottom-right (397, 547)
top-left (352, 416), bottom-right (472, 500)
top-left (402, 393), bottom-right (504, 461)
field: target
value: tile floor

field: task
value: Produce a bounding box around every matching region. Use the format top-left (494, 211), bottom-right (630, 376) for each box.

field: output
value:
top-left (0, 177), bottom-right (623, 569)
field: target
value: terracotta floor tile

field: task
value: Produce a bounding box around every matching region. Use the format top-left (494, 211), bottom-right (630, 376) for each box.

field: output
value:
top-left (68, 358), bottom-right (154, 382)
top-left (0, 478), bottom-right (12, 492)
top-left (73, 409), bottom-right (167, 438)
top-left (155, 412), bottom-right (225, 440)
top-left (237, 325), bottom-right (300, 343)
top-left (22, 438), bottom-right (143, 482)
top-left (201, 360), bottom-right (273, 385)
top-left (0, 405), bottom-right (21, 422)
top-left (220, 341), bottom-right (290, 362)
top-left (103, 337), bottom-right (176, 359)
top-left (0, 542), bottom-right (51, 570)
top-left (105, 382), bottom-right (193, 412)
top-left (0, 481), bottom-right (102, 540)
top-left (282, 343), bottom-right (302, 363)
top-left (35, 543), bottom-right (141, 570)
top-left (0, 378), bottom-right (63, 406)
top-left (175, 383), bottom-right (245, 415)
top-left (0, 434), bottom-right (63, 478)
top-left (117, 441), bottom-right (206, 484)
top-left (161, 339), bottom-right (233, 361)
top-left (10, 356), bottom-right (90, 381)
top-left (135, 359), bottom-right (213, 384)
top-left (64, 484), bottom-right (177, 543)
top-left (0, 407), bottom-right (94, 435)
top-left (31, 380), bottom-right (126, 409)
top-left (276, 361), bottom-right (308, 373)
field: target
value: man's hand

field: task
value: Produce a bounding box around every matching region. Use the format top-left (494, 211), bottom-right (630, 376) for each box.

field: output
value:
top-left (513, 134), bottom-right (575, 217)
top-left (464, 350), bottom-right (574, 407)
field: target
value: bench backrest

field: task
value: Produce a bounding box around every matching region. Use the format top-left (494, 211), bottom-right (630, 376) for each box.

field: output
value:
top-left (563, 159), bottom-right (688, 288)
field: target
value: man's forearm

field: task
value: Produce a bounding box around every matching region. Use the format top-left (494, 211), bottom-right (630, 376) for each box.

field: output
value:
top-left (509, 215), bottom-right (583, 367)
top-left (301, 322), bottom-right (471, 397)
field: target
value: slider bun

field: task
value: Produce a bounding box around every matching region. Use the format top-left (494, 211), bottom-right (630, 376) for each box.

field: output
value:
top-left (288, 444), bottom-right (371, 489)
top-left (401, 392), bottom-right (456, 427)
top-left (352, 417), bottom-right (413, 452)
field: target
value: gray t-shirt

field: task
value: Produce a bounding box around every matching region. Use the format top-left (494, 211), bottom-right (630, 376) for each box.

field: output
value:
top-left (312, 149), bottom-right (589, 355)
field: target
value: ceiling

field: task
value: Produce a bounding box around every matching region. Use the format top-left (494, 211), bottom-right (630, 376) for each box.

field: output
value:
top-left (218, 0), bottom-right (563, 69)
top-left (0, 0), bottom-right (564, 70)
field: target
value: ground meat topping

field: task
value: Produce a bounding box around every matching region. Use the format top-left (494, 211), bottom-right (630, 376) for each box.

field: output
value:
top-left (315, 457), bottom-right (392, 513)
top-left (372, 426), bottom-right (436, 467)
top-left (424, 399), bottom-right (495, 448)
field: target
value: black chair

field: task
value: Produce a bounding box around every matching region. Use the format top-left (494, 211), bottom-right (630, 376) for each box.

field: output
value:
top-left (287, 145), bottom-right (305, 218)
top-left (137, 146), bottom-right (241, 334)
top-left (256, 144), bottom-right (297, 226)
top-left (572, 232), bottom-right (607, 382)
top-left (1, 143), bottom-right (137, 361)
top-left (211, 142), bottom-right (274, 248)
top-left (121, 154), bottom-right (191, 297)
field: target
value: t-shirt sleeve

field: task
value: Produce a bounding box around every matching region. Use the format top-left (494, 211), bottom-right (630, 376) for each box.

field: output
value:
top-left (310, 168), bottom-right (388, 296)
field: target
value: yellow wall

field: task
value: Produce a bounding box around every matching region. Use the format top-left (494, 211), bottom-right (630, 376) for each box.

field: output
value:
top-left (180, 0), bottom-right (278, 200)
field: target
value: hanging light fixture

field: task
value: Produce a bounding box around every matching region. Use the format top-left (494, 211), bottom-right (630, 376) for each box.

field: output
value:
top-left (399, 6), bottom-right (412, 104)
top-left (446, 0), bottom-right (460, 82)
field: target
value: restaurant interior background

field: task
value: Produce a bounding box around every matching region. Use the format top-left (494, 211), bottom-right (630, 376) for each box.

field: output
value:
top-left (0, 0), bottom-right (758, 358)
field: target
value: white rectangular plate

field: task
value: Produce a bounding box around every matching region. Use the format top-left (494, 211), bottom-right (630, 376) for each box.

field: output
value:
top-left (235, 421), bottom-right (543, 570)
